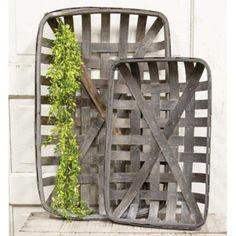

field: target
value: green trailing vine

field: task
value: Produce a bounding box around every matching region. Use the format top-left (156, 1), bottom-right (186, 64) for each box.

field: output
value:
top-left (44, 19), bottom-right (94, 219)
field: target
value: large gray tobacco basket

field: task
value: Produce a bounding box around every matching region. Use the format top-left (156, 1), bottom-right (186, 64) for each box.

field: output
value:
top-left (35, 7), bottom-right (211, 230)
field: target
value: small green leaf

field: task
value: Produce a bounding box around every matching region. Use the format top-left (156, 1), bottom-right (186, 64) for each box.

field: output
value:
top-left (44, 19), bottom-right (92, 220)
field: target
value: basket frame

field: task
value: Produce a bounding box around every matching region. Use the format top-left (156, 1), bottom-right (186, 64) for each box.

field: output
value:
top-left (35, 7), bottom-right (171, 220)
top-left (104, 57), bottom-right (211, 229)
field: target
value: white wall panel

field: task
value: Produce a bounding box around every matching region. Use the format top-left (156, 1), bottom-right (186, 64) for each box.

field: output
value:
top-left (10, 99), bottom-right (35, 173)
top-left (9, 173), bottom-right (54, 205)
top-left (9, 99), bottom-right (62, 173)
top-left (9, 64), bottom-right (34, 96)
top-left (9, 173), bottom-right (40, 204)
top-left (193, 0), bottom-right (226, 218)
top-left (14, 0), bottom-right (191, 56)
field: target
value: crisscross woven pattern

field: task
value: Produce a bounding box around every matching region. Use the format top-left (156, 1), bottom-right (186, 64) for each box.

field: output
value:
top-left (35, 7), bottom-right (171, 219)
top-left (105, 58), bottom-right (211, 229)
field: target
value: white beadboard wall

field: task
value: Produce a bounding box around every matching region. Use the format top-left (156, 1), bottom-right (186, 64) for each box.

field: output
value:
top-left (9, 0), bottom-right (226, 235)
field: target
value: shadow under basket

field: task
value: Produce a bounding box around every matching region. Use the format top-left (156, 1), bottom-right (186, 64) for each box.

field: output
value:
top-left (104, 57), bottom-right (211, 229)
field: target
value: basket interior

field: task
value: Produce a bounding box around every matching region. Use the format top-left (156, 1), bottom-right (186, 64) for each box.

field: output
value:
top-left (104, 59), bottom-right (211, 228)
top-left (36, 7), bottom-right (171, 218)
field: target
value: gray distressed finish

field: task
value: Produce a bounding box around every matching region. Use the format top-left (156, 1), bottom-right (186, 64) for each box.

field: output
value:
top-left (105, 58), bottom-right (211, 229)
top-left (35, 7), bottom-right (171, 220)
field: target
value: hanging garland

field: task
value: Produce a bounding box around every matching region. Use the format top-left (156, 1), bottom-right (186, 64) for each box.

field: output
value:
top-left (44, 19), bottom-right (94, 219)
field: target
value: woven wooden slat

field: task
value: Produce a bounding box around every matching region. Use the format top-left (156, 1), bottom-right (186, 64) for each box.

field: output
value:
top-left (148, 61), bottom-right (161, 222)
top-left (41, 40), bottom-right (166, 54)
top-left (134, 18), bottom-right (164, 57)
top-left (181, 62), bottom-right (196, 223)
top-left (97, 13), bottom-right (111, 216)
top-left (80, 12), bottom-right (93, 209)
top-left (64, 15), bottom-right (74, 31)
top-left (127, 72), bottom-right (141, 219)
top-left (35, 7), bottom-right (171, 220)
top-left (165, 61), bottom-right (179, 223)
top-left (105, 58), bottom-right (211, 229)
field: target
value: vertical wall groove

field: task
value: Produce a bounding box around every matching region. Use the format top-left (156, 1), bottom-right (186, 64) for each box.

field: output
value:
top-left (190, 0), bottom-right (195, 56)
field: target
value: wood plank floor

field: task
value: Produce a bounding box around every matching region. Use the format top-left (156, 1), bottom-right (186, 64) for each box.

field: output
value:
top-left (17, 212), bottom-right (226, 236)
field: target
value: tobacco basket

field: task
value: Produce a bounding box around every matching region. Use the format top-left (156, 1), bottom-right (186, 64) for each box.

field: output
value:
top-left (35, 7), bottom-right (171, 219)
top-left (105, 57), bottom-right (211, 229)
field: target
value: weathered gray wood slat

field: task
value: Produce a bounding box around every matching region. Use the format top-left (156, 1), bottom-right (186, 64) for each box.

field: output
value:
top-left (98, 13), bottom-right (113, 216)
top-left (112, 99), bottom-right (177, 110)
top-left (179, 153), bottom-right (207, 163)
top-left (41, 55), bottom-right (172, 70)
top-left (46, 188), bottom-right (55, 206)
top-left (79, 174), bottom-right (98, 184)
top-left (41, 78), bottom-right (209, 92)
top-left (40, 41), bottom-right (165, 53)
top-left (114, 80), bottom-right (209, 94)
top-left (92, 41), bottom-right (166, 52)
top-left (82, 13), bottom-right (91, 59)
top-left (64, 15), bottom-right (74, 31)
top-left (42, 176), bottom-right (55, 186)
top-left (119, 14), bottom-right (129, 59)
top-left (134, 17), bottom-right (163, 57)
top-left (41, 77), bottom-right (208, 96)
top-left (100, 13), bottom-right (110, 80)
top-left (41, 55), bottom-right (171, 70)
top-left (134, 16), bottom-right (147, 80)
top-left (116, 79), bottom-right (169, 94)
top-left (181, 62), bottom-right (195, 223)
top-left (111, 117), bottom-right (207, 128)
top-left (110, 190), bottom-right (206, 203)
top-left (127, 203), bottom-right (139, 219)
top-left (127, 108), bottom-right (141, 219)
top-left (40, 95), bottom-right (208, 111)
top-left (41, 37), bottom-right (53, 48)
top-left (110, 150), bottom-right (207, 163)
top-left (98, 127), bottom-right (106, 215)
top-left (148, 61), bottom-right (161, 222)
top-left (110, 135), bottom-right (207, 146)
top-left (116, 13), bottom-right (130, 116)
top-left (41, 53), bottom-right (53, 64)
top-left (165, 61), bottom-right (179, 223)
top-left (41, 135), bottom-right (207, 148)
top-left (105, 60), bottom-right (206, 226)
top-left (148, 61), bottom-right (160, 83)
top-left (109, 172), bottom-right (207, 183)
top-left (136, 15), bottom-right (147, 42)
top-left (115, 13), bottom-right (131, 182)
top-left (41, 112), bottom-right (96, 126)
top-left (41, 156), bottom-right (60, 166)
top-left (112, 99), bottom-right (207, 111)
top-left (47, 18), bottom-right (59, 33)
top-left (41, 135), bottom-right (207, 151)
top-left (43, 174), bottom-right (106, 186)
top-left (78, 114), bottom-right (104, 158)
top-left (80, 89), bottom-right (91, 206)
top-left (148, 201), bottom-right (160, 222)
top-left (40, 150), bottom-right (207, 166)
top-left (40, 95), bottom-right (90, 106)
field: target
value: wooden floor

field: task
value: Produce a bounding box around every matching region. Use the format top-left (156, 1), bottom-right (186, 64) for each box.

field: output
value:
top-left (17, 212), bottom-right (226, 236)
